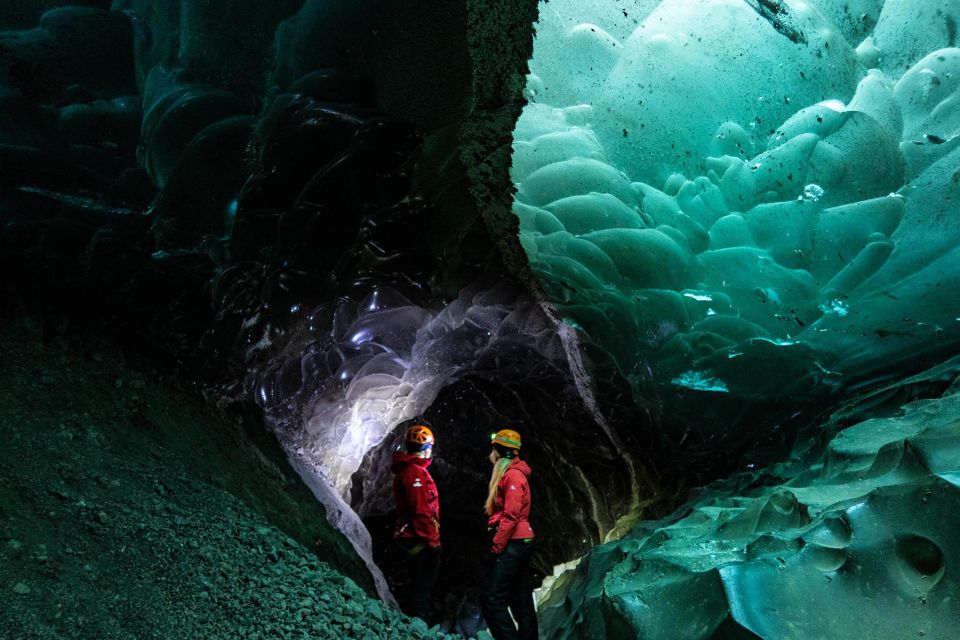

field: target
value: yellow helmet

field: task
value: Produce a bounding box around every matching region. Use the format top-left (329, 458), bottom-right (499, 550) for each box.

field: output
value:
top-left (491, 428), bottom-right (521, 450)
top-left (406, 424), bottom-right (435, 447)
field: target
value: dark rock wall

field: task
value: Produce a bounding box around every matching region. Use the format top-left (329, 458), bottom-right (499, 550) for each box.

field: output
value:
top-left (461, 0), bottom-right (541, 283)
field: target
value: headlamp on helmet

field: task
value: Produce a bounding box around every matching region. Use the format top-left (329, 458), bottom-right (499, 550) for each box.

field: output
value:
top-left (491, 428), bottom-right (521, 450)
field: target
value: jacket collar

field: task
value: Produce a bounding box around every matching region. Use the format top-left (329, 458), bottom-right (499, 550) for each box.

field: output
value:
top-left (505, 458), bottom-right (531, 477)
top-left (392, 451), bottom-right (433, 470)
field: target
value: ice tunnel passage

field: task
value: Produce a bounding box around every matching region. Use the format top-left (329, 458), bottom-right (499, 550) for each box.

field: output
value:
top-left (1, 0), bottom-right (960, 638)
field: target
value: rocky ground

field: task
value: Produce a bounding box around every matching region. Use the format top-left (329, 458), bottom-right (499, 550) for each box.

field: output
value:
top-left (0, 317), bottom-right (460, 639)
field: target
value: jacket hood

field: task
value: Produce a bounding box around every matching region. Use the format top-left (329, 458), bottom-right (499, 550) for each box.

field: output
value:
top-left (391, 451), bottom-right (432, 473)
top-left (506, 458), bottom-right (531, 478)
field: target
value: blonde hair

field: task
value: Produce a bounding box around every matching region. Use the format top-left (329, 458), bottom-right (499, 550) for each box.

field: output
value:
top-left (484, 457), bottom-right (513, 515)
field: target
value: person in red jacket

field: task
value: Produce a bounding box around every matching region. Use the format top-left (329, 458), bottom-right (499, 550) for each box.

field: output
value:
top-left (482, 428), bottom-right (537, 640)
top-left (392, 422), bottom-right (441, 622)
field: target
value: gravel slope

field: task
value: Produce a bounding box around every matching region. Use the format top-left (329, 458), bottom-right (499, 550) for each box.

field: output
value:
top-left (0, 317), bottom-right (457, 640)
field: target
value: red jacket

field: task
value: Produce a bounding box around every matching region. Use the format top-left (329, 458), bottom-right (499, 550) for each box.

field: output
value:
top-left (392, 452), bottom-right (441, 548)
top-left (488, 458), bottom-right (535, 554)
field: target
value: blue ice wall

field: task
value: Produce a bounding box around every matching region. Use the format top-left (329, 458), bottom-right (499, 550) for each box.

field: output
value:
top-left (512, 0), bottom-right (960, 446)
top-left (520, 2), bottom-right (960, 636)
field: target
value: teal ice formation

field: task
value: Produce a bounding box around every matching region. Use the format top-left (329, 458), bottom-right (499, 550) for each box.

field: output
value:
top-left (538, 357), bottom-right (960, 639)
top-left (513, 0), bottom-right (960, 442)
top-left (517, 0), bottom-right (960, 637)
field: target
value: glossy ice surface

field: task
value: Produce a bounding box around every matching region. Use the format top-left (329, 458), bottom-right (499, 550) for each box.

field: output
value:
top-left (521, 2), bottom-right (960, 636)
top-left (513, 0), bottom-right (960, 444)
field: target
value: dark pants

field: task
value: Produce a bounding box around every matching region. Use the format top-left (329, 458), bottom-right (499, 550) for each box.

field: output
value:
top-left (482, 540), bottom-right (538, 640)
top-left (397, 538), bottom-right (441, 623)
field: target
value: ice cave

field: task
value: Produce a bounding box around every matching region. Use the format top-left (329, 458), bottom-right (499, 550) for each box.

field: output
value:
top-left (1, 0), bottom-right (959, 638)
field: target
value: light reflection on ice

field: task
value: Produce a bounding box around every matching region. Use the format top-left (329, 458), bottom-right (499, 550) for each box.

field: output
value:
top-left (801, 183), bottom-right (824, 201)
top-left (818, 99), bottom-right (847, 112)
top-left (254, 283), bottom-right (585, 499)
top-left (818, 298), bottom-right (849, 317)
top-left (671, 371), bottom-right (730, 393)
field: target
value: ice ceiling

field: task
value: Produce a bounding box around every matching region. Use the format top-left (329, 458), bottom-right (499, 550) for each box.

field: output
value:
top-left (512, 0), bottom-right (960, 445)
top-left (519, 0), bottom-right (960, 637)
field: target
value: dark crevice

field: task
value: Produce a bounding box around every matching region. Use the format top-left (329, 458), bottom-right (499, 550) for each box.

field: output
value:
top-left (744, 0), bottom-right (808, 44)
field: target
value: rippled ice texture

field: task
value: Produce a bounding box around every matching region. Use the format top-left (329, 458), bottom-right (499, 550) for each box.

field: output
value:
top-left (513, 0), bottom-right (960, 423)
top-left (538, 357), bottom-right (960, 639)
top-left (253, 282), bottom-right (573, 496)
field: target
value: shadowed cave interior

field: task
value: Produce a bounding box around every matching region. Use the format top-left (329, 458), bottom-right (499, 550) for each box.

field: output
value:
top-left (1, 0), bottom-right (959, 638)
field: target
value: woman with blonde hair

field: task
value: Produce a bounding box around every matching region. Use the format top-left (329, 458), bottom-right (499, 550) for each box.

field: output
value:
top-left (482, 428), bottom-right (537, 640)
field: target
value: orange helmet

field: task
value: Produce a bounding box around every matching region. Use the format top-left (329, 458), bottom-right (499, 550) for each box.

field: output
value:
top-left (406, 424), bottom-right (435, 448)
top-left (491, 428), bottom-right (521, 450)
